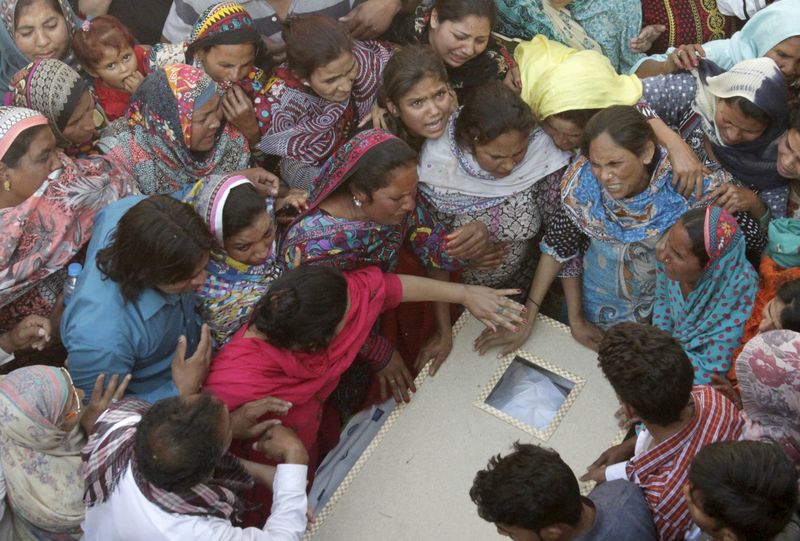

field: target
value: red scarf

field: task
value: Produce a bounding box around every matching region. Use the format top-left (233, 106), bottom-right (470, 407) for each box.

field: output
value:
top-left (93, 45), bottom-right (150, 121)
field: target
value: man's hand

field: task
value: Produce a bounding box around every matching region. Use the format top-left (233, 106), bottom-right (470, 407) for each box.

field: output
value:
top-left (377, 351), bottom-right (416, 403)
top-left (171, 324), bottom-right (212, 396)
top-left (233, 167), bottom-right (281, 197)
top-left (81, 373), bottom-right (132, 434)
top-left (254, 425), bottom-right (309, 465)
top-left (0, 315), bottom-right (51, 353)
top-left (582, 438), bottom-right (636, 478)
top-left (339, 0), bottom-right (401, 39)
top-left (231, 396), bottom-right (292, 440)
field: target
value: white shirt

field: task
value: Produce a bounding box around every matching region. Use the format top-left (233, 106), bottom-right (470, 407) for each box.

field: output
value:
top-left (81, 463), bottom-right (308, 541)
top-left (604, 428), bottom-right (655, 483)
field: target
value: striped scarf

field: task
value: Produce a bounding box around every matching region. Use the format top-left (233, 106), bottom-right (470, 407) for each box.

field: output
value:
top-left (82, 398), bottom-right (253, 521)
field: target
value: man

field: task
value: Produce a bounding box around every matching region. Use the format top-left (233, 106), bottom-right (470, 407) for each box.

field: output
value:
top-left (82, 393), bottom-right (307, 540)
top-left (161, 0), bottom-right (418, 55)
top-left (62, 195), bottom-right (214, 402)
top-left (470, 442), bottom-right (657, 541)
top-left (581, 323), bottom-right (743, 541)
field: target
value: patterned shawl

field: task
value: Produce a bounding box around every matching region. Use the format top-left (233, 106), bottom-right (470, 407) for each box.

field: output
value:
top-left (0, 0), bottom-right (79, 89)
top-left (0, 366), bottom-right (84, 540)
top-left (653, 207), bottom-right (758, 384)
top-left (736, 329), bottom-right (800, 466)
top-left (280, 130), bottom-right (459, 272)
top-left (82, 398), bottom-right (254, 521)
top-left (561, 149), bottom-right (723, 244)
top-left (183, 174), bottom-right (281, 345)
top-left (256, 41), bottom-right (393, 166)
top-left (98, 64), bottom-right (251, 195)
top-left (5, 58), bottom-right (106, 156)
top-left (692, 58), bottom-right (790, 191)
top-left (0, 107), bottom-right (137, 324)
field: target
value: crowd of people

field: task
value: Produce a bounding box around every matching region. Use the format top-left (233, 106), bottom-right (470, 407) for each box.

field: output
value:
top-left (0, 0), bottom-right (799, 539)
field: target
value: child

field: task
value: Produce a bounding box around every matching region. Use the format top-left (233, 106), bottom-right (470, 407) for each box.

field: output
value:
top-left (72, 16), bottom-right (162, 121)
top-left (685, 441), bottom-right (798, 541)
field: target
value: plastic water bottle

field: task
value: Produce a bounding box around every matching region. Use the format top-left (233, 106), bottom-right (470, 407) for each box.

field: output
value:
top-left (63, 263), bottom-right (82, 306)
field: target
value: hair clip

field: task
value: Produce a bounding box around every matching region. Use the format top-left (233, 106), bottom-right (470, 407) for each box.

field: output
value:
top-left (81, 17), bottom-right (92, 32)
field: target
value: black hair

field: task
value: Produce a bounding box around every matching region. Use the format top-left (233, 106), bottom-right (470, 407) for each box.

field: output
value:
top-left (582, 105), bottom-right (659, 178)
top-left (688, 441), bottom-right (798, 541)
top-left (135, 394), bottom-right (227, 492)
top-left (221, 183), bottom-right (267, 240)
top-left (722, 96), bottom-right (771, 127)
top-left (776, 279), bottom-right (800, 331)
top-left (433, 0), bottom-right (496, 28)
top-left (250, 265), bottom-right (348, 351)
top-left (455, 81), bottom-right (535, 151)
top-left (282, 15), bottom-right (353, 80)
top-left (378, 44), bottom-right (450, 149)
top-left (0, 124), bottom-right (49, 168)
top-left (598, 323), bottom-right (694, 426)
top-left (791, 106), bottom-right (800, 133)
top-left (679, 207), bottom-right (711, 269)
top-left (340, 137), bottom-right (418, 201)
top-left (550, 108), bottom-right (601, 129)
top-left (470, 442), bottom-right (583, 531)
top-left (95, 195), bottom-right (214, 302)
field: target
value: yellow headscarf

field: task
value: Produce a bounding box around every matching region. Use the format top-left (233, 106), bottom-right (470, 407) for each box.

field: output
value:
top-left (515, 36), bottom-right (643, 121)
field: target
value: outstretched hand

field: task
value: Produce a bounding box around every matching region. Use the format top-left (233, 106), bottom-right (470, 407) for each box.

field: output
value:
top-left (461, 286), bottom-right (525, 333)
top-left (171, 324), bottom-right (212, 397)
top-left (81, 373), bottom-right (132, 434)
top-left (231, 396), bottom-right (292, 440)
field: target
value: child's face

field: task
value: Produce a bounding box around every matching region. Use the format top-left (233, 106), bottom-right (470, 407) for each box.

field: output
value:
top-left (223, 211), bottom-right (276, 266)
top-left (196, 43), bottom-right (256, 84)
top-left (683, 483), bottom-right (733, 540)
top-left (90, 45), bottom-right (139, 92)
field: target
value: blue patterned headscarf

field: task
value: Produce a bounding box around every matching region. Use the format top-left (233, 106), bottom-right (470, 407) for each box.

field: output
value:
top-left (653, 206), bottom-right (759, 383)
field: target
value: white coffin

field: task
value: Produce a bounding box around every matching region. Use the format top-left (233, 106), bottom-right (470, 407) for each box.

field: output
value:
top-left (307, 314), bottom-right (624, 541)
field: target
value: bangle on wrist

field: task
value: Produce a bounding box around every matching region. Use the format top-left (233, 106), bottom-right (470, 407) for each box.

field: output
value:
top-left (527, 296), bottom-right (541, 309)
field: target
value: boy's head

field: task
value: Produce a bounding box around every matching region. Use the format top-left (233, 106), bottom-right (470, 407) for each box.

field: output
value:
top-left (470, 443), bottom-right (583, 540)
top-left (598, 323), bottom-right (694, 426)
top-left (685, 440), bottom-right (798, 541)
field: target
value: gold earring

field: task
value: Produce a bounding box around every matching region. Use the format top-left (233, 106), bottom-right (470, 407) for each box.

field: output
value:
top-left (2, 180), bottom-right (9, 191)
top-left (352, 196), bottom-right (362, 208)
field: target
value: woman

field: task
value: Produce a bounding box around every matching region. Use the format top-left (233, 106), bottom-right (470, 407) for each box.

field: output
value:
top-left (634, 0), bottom-right (800, 82)
top-left (0, 365), bottom-right (128, 540)
top-left (514, 35), bottom-right (706, 193)
top-left (736, 329), bottom-right (800, 466)
top-left (0, 106), bottom-right (135, 371)
top-left (182, 1), bottom-right (270, 147)
top-left (98, 64), bottom-right (251, 195)
top-left (182, 172), bottom-right (305, 345)
top-left (254, 15), bottom-right (393, 190)
top-left (654, 206), bottom-right (759, 383)
top-left (475, 106), bottom-right (764, 356)
top-left (642, 57), bottom-right (791, 218)
top-left (494, 0), bottom-right (650, 74)
top-left (5, 58), bottom-right (107, 157)
top-left (377, 44), bottom-right (456, 151)
top-left (419, 81), bottom-right (571, 292)
top-left (0, 0), bottom-right (79, 89)
top-left (282, 131), bottom-right (464, 381)
top-left (205, 264), bottom-right (525, 524)
top-left (383, 0), bottom-right (516, 102)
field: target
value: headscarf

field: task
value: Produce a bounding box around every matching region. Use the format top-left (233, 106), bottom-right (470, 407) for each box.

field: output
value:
top-left (82, 398), bottom-right (253, 521)
top-left (515, 35), bottom-right (643, 121)
top-left (692, 57), bottom-right (790, 190)
top-left (561, 149), bottom-right (723, 244)
top-left (98, 64), bottom-right (251, 194)
top-left (418, 112), bottom-right (570, 213)
top-left (628, 0), bottom-right (800, 74)
top-left (494, 0), bottom-right (601, 52)
top-left (183, 174), bottom-right (281, 345)
top-left (767, 217), bottom-right (800, 269)
top-left (0, 366), bottom-right (84, 540)
top-left (185, 1), bottom-right (261, 64)
top-left (281, 129), bottom-right (459, 272)
top-left (736, 329), bottom-right (800, 466)
top-left (0, 0), bottom-right (79, 89)
top-left (653, 206), bottom-right (759, 383)
top-left (4, 58), bottom-right (106, 155)
top-left (0, 106), bottom-right (136, 317)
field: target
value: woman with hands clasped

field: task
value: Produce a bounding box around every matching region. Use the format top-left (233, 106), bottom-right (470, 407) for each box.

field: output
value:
top-left (0, 364), bottom-right (130, 540)
top-left (205, 264), bottom-right (525, 524)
